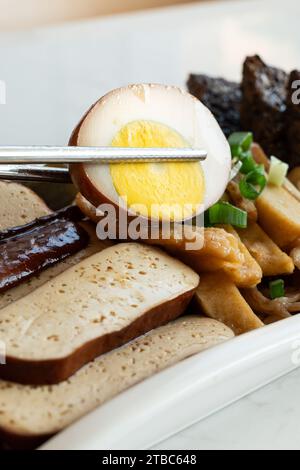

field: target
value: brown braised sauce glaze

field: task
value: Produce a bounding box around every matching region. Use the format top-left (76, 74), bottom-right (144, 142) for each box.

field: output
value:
top-left (0, 206), bottom-right (89, 293)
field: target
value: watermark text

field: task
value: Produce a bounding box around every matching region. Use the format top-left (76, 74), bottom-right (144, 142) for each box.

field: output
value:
top-left (291, 80), bottom-right (300, 105)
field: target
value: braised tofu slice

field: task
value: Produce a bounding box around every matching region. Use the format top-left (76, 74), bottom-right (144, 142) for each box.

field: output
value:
top-left (236, 222), bottom-right (294, 276)
top-left (256, 185), bottom-right (300, 248)
top-left (195, 272), bottom-right (263, 335)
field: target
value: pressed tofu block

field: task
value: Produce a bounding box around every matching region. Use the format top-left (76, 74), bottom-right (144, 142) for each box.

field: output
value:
top-left (0, 181), bottom-right (51, 231)
top-left (0, 243), bottom-right (199, 385)
top-left (0, 316), bottom-right (233, 450)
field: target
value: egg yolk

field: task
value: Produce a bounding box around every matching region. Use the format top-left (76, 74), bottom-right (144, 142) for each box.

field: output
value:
top-left (110, 120), bottom-right (205, 221)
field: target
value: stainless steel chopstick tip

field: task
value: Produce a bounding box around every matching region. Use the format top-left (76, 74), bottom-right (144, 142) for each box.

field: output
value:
top-left (0, 146), bottom-right (207, 183)
top-left (0, 165), bottom-right (72, 184)
top-left (0, 146), bottom-right (207, 164)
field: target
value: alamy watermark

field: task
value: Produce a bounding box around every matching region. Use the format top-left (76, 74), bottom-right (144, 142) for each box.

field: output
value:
top-left (291, 80), bottom-right (300, 105)
top-left (95, 197), bottom-right (205, 250)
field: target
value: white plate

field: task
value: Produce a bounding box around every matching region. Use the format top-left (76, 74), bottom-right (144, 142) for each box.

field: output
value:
top-left (41, 316), bottom-right (300, 450)
top-left (0, 0), bottom-right (299, 450)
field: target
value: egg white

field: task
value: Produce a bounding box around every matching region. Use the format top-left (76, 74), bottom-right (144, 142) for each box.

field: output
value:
top-left (75, 84), bottom-right (231, 219)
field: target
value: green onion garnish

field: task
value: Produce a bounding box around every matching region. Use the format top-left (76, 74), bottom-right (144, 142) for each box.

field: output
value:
top-left (268, 156), bottom-right (289, 187)
top-left (239, 165), bottom-right (267, 200)
top-left (269, 279), bottom-right (285, 299)
top-left (240, 152), bottom-right (257, 174)
top-left (208, 202), bottom-right (247, 228)
top-left (204, 210), bottom-right (212, 227)
top-left (228, 131), bottom-right (268, 201)
top-left (230, 159), bottom-right (243, 180)
top-left (228, 132), bottom-right (253, 157)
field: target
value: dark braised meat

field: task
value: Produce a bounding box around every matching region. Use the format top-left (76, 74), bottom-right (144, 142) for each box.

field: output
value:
top-left (188, 55), bottom-right (299, 167)
top-left (286, 70), bottom-right (300, 168)
top-left (241, 55), bottom-right (288, 160)
top-left (0, 205), bottom-right (89, 293)
top-left (187, 74), bottom-right (241, 137)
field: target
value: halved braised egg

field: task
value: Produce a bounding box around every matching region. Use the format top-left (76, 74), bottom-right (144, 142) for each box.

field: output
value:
top-left (70, 84), bottom-right (231, 222)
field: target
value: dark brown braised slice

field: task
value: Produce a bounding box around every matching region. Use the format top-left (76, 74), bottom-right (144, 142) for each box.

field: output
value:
top-left (187, 74), bottom-right (241, 137)
top-left (0, 206), bottom-right (89, 293)
top-left (241, 55), bottom-right (288, 160)
top-left (188, 56), bottom-right (299, 168)
top-left (286, 70), bottom-right (300, 168)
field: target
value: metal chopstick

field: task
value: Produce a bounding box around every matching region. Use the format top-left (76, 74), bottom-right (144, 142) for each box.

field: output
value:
top-left (0, 146), bottom-right (207, 183)
top-left (0, 165), bottom-right (72, 183)
top-left (0, 146), bottom-right (207, 164)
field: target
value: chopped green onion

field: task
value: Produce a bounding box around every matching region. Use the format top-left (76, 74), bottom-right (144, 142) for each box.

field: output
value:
top-left (239, 165), bottom-right (267, 200)
top-left (268, 156), bottom-right (289, 187)
top-left (228, 132), bottom-right (253, 150)
top-left (228, 132), bottom-right (253, 157)
top-left (208, 202), bottom-right (247, 228)
top-left (240, 152), bottom-right (257, 174)
top-left (269, 279), bottom-right (285, 299)
top-left (230, 160), bottom-right (243, 180)
top-left (204, 210), bottom-right (212, 227)
top-left (227, 131), bottom-right (268, 200)
top-left (230, 144), bottom-right (242, 158)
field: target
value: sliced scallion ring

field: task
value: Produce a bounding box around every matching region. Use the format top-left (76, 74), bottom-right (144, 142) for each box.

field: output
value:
top-left (230, 160), bottom-right (243, 180)
top-left (239, 165), bottom-right (267, 200)
top-left (228, 132), bottom-right (253, 157)
top-left (240, 152), bottom-right (257, 174)
top-left (268, 156), bottom-right (289, 186)
top-left (269, 279), bottom-right (285, 299)
top-left (208, 202), bottom-right (247, 228)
